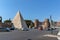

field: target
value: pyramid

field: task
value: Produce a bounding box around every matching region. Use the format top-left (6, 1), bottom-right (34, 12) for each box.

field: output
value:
top-left (12, 11), bottom-right (28, 30)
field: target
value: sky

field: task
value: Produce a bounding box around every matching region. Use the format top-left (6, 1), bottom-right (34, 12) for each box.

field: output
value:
top-left (0, 0), bottom-right (60, 22)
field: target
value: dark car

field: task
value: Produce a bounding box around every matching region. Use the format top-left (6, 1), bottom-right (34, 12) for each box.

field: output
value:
top-left (0, 28), bottom-right (10, 32)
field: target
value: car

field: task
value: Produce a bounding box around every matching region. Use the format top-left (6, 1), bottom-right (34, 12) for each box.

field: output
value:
top-left (21, 28), bottom-right (29, 31)
top-left (10, 27), bottom-right (15, 30)
top-left (0, 28), bottom-right (10, 32)
top-left (48, 28), bottom-right (56, 31)
top-left (6, 27), bottom-right (10, 31)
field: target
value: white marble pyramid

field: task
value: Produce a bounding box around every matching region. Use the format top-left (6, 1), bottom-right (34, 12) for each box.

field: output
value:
top-left (12, 11), bottom-right (28, 30)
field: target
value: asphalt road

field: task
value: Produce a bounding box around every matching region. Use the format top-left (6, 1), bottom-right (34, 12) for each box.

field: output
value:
top-left (0, 30), bottom-right (58, 40)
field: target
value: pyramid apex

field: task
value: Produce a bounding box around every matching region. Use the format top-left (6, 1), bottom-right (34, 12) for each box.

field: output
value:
top-left (16, 10), bottom-right (22, 17)
top-left (18, 10), bottom-right (20, 12)
top-left (17, 10), bottom-right (20, 14)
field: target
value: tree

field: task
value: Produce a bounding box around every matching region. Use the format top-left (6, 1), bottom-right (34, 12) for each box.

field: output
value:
top-left (4, 20), bottom-right (11, 23)
top-left (25, 20), bottom-right (34, 28)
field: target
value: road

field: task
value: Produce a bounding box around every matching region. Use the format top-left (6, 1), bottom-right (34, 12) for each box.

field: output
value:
top-left (0, 30), bottom-right (58, 40)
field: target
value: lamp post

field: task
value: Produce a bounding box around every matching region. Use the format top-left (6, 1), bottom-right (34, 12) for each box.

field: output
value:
top-left (50, 15), bottom-right (53, 28)
top-left (50, 15), bottom-right (54, 34)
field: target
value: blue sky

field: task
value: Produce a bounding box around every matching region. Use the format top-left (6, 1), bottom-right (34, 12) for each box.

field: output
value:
top-left (0, 0), bottom-right (60, 22)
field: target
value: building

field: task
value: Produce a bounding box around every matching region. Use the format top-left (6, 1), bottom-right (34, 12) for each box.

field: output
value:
top-left (34, 19), bottom-right (40, 29)
top-left (0, 16), bottom-right (12, 28)
top-left (34, 19), bottom-right (50, 30)
top-left (42, 19), bottom-right (50, 30)
top-left (12, 11), bottom-right (28, 30)
top-left (53, 22), bottom-right (60, 27)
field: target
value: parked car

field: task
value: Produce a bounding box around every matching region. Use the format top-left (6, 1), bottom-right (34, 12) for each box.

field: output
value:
top-left (0, 28), bottom-right (10, 32)
top-left (48, 28), bottom-right (56, 31)
top-left (6, 27), bottom-right (10, 31)
top-left (21, 28), bottom-right (29, 31)
top-left (10, 27), bottom-right (15, 30)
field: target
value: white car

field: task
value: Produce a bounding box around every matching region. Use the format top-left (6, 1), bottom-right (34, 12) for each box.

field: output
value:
top-left (21, 28), bottom-right (29, 31)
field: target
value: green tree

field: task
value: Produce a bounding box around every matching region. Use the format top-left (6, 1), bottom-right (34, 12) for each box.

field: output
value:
top-left (25, 20), bottom-right (34, 28)
top-left (4, 19), bottom-right (11, 23)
